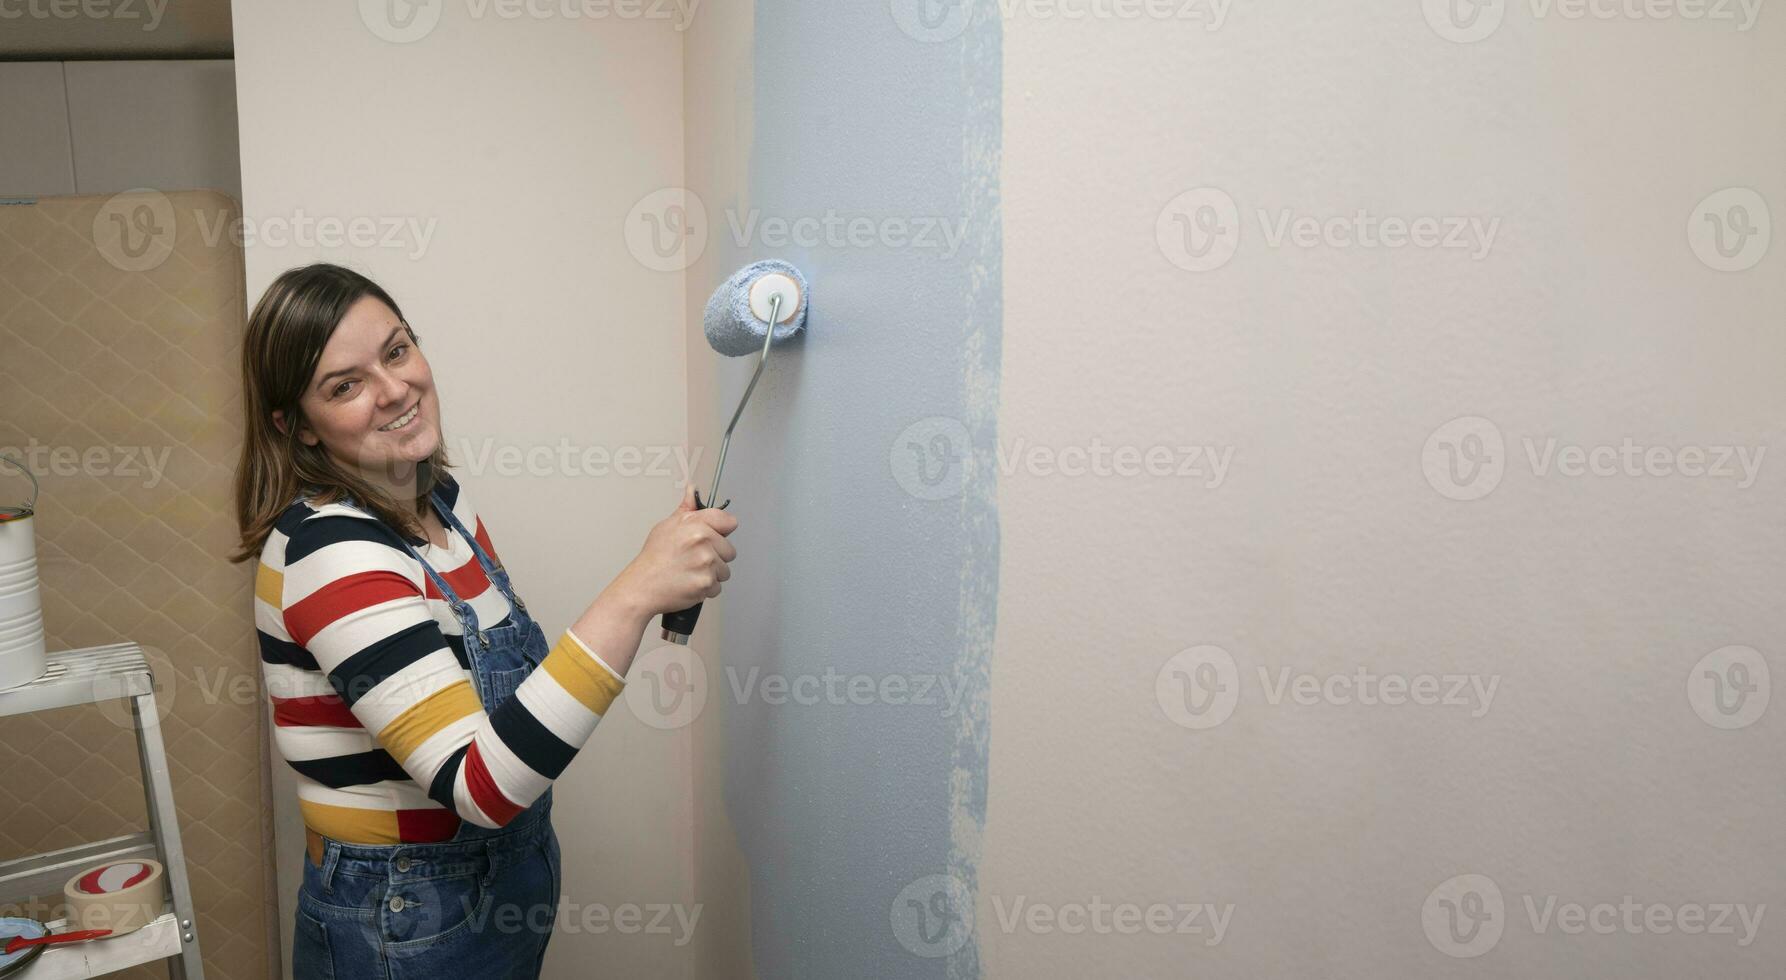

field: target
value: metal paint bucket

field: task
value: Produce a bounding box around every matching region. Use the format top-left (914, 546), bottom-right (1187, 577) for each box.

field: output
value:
top-left (0, 454), bottom-right (45, 691)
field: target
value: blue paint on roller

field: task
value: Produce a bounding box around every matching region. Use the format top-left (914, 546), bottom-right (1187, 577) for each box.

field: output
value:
top-left (703, 259), bottom-right (810, 357)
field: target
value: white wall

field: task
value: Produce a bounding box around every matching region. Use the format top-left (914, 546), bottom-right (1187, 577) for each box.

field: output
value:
top-left (227, 4), bottom-right (695, 976)
top-left (984, 6), bottom-right (1786, 979)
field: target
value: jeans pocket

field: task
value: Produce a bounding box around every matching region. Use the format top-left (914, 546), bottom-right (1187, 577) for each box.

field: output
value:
top-left (488, 666), bottom-right (528, 708)
top-left (386, 871), bottom-right (490, 948)
top-left (293, 902), bottom-right (335, 980)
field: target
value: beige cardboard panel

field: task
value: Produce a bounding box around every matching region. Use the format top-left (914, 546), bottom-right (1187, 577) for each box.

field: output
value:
top-left (0, 190), bottom-right (277, 980)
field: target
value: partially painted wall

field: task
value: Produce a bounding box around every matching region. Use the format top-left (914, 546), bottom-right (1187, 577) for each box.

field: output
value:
top-left (683, 1), bottom-right (1002, 977)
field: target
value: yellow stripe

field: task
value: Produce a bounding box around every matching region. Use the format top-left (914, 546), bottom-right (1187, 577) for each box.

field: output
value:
top-left (542, 630), bottom-right (625, 714)
top-left (255, 562), bottom-right (283, 607)
top-left (299, 799), bottom-right (402, 846)
top-left (380, 680), bottom-right (481, 765)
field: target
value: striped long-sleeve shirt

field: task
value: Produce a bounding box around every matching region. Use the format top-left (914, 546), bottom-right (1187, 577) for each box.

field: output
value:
top-left (254, 475), bottom-right (625, 845)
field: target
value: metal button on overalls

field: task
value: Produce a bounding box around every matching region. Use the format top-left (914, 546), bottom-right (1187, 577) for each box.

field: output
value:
top-left (388, 895), bottom-right (405, 912)
top-left (395, 857), bottom-right (411, 872)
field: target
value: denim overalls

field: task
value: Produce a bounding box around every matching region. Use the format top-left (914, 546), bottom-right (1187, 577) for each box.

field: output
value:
top-left (292, 487), bottom-right (562, 979)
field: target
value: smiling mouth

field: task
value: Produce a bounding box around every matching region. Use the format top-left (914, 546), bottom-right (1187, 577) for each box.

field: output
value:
top-left (378, 402), bottom-right (421, 432)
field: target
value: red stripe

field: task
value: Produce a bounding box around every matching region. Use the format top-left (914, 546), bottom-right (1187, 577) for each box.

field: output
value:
top-left (426, 554), bottom-right (494, 605)
top-left (462, 741), bottom-right (522, 827)
top-left (473, 518), bottom-right (501, 566)
top-left (284, 569), bottom-right (418, 646)
top-left (271, 695), bottom-right (361, 728)
top-left (396, 807), bottom-right (462, 842)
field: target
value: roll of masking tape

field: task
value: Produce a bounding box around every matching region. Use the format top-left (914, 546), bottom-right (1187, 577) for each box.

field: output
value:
top-left (62, 859), bottom-right (164, 936)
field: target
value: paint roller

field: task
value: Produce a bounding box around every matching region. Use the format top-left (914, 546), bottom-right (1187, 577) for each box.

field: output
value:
top-left (660, 259), bottom-right (809, 644)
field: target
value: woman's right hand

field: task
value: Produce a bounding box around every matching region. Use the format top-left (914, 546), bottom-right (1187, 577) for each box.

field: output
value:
top-left (613, 483), bottom-right (739, 616)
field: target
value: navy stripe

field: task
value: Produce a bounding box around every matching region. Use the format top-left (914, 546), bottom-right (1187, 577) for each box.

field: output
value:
top-left (490, 696), bottom-right (576, 780)
top-left (328, 621), bottom-right (448, 707)
top-left (427, 744), bottom-right (470, 811)
top-left (257, 630), bottom-right (319, 670)
top-left (289, 750), bottom-right (410, 788)
top-left (285, 512), bottom-right (408, 564)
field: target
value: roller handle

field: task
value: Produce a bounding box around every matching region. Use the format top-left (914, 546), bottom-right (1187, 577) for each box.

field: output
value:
top-left (658, 489), bottom-right (727, 644)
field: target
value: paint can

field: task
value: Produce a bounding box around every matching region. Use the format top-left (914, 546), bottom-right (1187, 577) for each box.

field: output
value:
top-left (0, 454), bottom-right (45, 691)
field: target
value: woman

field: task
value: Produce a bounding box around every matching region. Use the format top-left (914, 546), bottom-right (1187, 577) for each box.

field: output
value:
top-left (230, 263), bottom-right (736, 977)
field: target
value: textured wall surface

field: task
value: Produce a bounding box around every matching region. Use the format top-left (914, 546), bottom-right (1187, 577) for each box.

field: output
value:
top-left (702, 1), bottom-right (1004, 977)
top-left (983, 4), bottom-right (1785, 978)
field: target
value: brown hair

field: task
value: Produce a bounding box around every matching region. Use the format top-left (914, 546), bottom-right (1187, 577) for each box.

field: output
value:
top-left (230, 263), bottom-right (452, 564)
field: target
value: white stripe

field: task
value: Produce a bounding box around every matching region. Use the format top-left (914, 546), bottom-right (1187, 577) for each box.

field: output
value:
top-left (350, 650), bottom-right (468, 732)
top-left (273, 725), bottom-right (374, 761)
top-left (512, 670), bottom-right (599, 748)
top-left (402, 710), bottom-right (484, 779)
top-left (261, 662), bottom-right (335, 699)
top-left (294, 776), bottom-right (412, 810)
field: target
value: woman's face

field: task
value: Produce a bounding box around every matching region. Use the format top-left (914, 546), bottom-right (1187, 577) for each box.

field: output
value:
top-left (275, 295), bottom-right (442, 489)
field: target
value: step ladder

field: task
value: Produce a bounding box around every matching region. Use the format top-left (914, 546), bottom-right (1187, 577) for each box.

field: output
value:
top-left (0, 643), bottom-right (205, 979)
